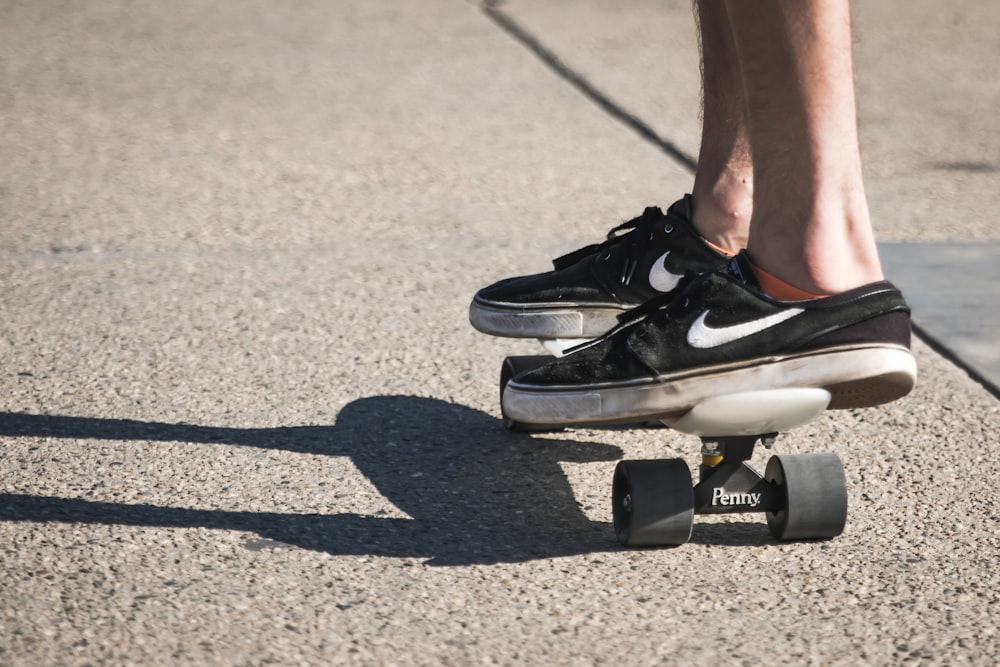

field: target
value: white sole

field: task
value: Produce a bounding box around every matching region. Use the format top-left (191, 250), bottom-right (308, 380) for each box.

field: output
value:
top-left (468, 301), bottom-right (628, 339)
top-left (502, 345), bottom-right (917, 425)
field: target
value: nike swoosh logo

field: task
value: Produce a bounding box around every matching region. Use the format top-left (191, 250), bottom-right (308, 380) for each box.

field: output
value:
top-left (687, 308), bottom-right (805, 349)
top-left (647, 251), bottom-right (685, 293)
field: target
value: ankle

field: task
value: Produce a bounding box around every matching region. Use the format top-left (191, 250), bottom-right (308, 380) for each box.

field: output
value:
top-left (690, 177), bottom-right (753, 255)
top-left (750, 180), bottom-right (885, 293)
top-left (747, 210), bottom-right (885, 296)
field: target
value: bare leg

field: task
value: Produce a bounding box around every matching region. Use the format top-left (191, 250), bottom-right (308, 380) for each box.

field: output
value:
top-left (690, 0), bottom-right (752, 254)
top-left (725, 0), bottom-right (883, 295)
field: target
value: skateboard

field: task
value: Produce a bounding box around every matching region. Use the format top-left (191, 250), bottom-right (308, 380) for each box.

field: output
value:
top-left (499, 354), bottom-right (848, 546)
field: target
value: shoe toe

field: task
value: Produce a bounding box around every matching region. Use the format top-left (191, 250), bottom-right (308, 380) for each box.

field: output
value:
top-left (475, 262), bottom-right (610, 307)
top-left (513, 337), bottom-right (652, 387)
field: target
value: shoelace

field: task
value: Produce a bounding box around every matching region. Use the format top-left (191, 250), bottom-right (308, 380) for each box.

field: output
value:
top-left (615, 272), bottom-right (702, 325)
top-left (551, 207), bottom-right (670, 271)
top-left (560, 272), bottom-right (702, 357)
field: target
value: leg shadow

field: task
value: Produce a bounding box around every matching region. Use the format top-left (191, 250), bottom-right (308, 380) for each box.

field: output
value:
top-left (0, 397), bottom-right (625, 565)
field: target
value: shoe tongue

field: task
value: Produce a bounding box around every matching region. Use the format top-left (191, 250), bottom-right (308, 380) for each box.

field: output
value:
top-left (722, 250), bottom-right (763, 291)
top-left (665, 194), bottom-right (693, 221)
top-left (640, 206), bottom-right (665, 221)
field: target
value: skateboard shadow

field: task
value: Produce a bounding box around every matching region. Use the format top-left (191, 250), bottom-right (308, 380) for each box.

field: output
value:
top-left (0, 396), bottom-right (637, 565)
top-left (689, 521), bottom-right (775, 547)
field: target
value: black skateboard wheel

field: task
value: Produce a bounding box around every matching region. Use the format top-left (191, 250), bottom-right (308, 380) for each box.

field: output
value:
top-left (613, 459), bottom-right (694, 546)
top-left (765, 453), bottom-right (848, 540)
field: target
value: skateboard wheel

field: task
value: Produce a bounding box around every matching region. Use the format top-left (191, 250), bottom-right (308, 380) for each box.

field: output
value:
top-left (499, 355), bottom-right (559, 432)
top-left (612, 459), bottom-right (694, 546)
top-left (764, 453), bottom-right (847, 541)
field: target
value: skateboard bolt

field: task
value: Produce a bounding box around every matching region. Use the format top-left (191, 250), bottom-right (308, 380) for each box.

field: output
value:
top-left (622, 493), bottom-right (632, 513)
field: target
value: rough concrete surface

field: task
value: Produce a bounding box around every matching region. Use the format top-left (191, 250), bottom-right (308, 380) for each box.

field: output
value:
top-left (2, 1), bottom-right (999, 665)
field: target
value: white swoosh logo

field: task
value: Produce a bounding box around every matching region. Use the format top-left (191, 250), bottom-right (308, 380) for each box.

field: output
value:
top-left (687, 308), bottom-right (805, 349)
top-left (648, 251), bottom-right (685, 293)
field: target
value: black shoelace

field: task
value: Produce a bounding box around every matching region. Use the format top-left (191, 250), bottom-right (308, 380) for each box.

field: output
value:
top-left (550, 207), bottom-right (671, 272)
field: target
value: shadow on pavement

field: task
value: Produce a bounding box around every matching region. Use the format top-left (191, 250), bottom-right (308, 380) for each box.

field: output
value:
top-left (0, 396), bottom-right (626, 565)
top-left (0, 396), bottom-right (776, 564)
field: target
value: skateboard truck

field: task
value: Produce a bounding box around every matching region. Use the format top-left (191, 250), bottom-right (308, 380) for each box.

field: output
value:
top-left (695, 434), bottom-right (781, 515)
top-left (612, 388), bottom-right (848, 546)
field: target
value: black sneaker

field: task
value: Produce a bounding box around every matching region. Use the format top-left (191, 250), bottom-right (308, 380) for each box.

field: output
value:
top-left (469, 196), bottom-right (731, 341)
top-left (502, 251), bottom-right (917, 425)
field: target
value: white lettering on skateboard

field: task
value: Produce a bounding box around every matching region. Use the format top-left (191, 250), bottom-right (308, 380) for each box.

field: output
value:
top-left (711, 487), bottom-right (762, 508)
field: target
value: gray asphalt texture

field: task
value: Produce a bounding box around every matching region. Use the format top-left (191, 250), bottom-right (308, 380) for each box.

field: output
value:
top-left (2, 1), bottom-right (999, 665)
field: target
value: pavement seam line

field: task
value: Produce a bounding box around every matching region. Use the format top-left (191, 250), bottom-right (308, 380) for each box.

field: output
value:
top-left (908, 321), bottom-right (1000, 401)
top-left (480, 1), bottom-right (698, 172)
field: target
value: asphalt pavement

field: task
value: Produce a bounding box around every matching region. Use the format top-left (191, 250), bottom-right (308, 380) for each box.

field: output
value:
top-left (2, 1), bottom-right (999, 664)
